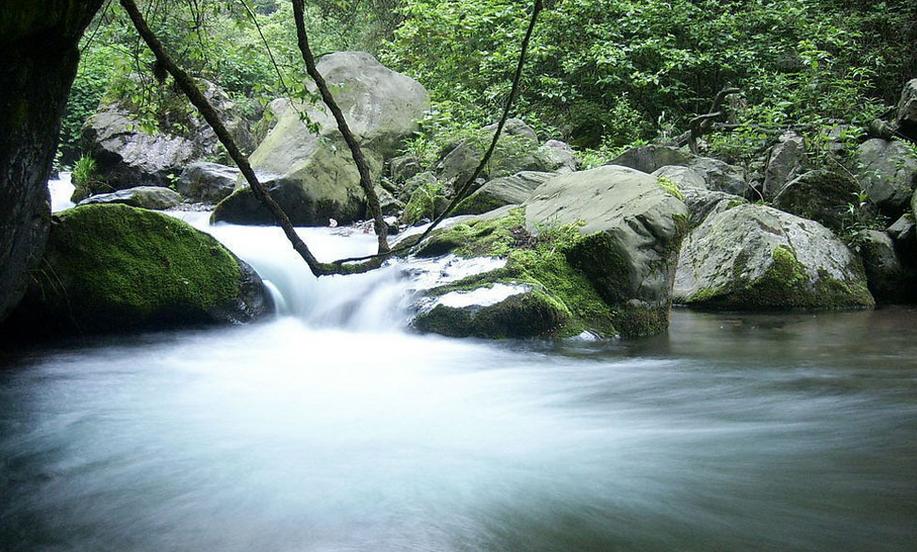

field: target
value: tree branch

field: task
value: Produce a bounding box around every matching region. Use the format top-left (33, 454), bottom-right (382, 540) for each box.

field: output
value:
top-left (331, 0), bottom-right (544, 266)
top-left (291, 0), bottom-right (391, 255)
top-left (120, 0), bottom-right (383, 276)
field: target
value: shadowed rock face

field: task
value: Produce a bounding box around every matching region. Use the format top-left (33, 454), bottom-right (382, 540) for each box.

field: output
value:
top-left (0, 0), bottom-right (104, 322)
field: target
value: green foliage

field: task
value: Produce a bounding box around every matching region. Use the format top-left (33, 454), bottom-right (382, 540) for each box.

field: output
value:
top-left (71, 155), bottom-right (97, 187)
top-left (384, 0), bottom-right (915, 152)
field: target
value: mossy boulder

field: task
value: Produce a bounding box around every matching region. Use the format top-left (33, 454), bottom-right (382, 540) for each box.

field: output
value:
top-left (212, 52), bottom-right (430, 226)
top-left (77, 185), bottom-right (182, 210)
top-left (773, 170), bottom-right (859, 233)
top-left (674, 204), bottom-right (874, 309)
top-left (524, 166), bottom-right (690, 336)
top-left (401, 179), bottom-right (449, 225)
top-left (453, 171), bottom-right (554, 216)
top-left (411, 208), bottom-right (619, 338)
top-left (435, 119), bottom-right (565, 187)
top-left (6, 204), bottom-right (272, 336)
top-left (412, 166), bottom-right (690, 339)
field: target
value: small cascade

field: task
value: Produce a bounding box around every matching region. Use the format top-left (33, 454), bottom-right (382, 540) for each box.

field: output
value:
top-left (177, 211), bottom-right (417, 331)
top-left (48, 172), bottom-right (75, 212)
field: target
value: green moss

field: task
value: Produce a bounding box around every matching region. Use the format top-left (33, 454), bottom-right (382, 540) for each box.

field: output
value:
top-left (656, 175), bottom-right (685, 201)
top-left (27, 204), bottom-right (245, 332)
top-left (414, 290), bottom-right (570, 339)
top-left (691, 244), bottom-right (874, 310)
top-left (401, 180), bottom-right (449, 225)
top-left (453, 189), bottom-right (506, 216)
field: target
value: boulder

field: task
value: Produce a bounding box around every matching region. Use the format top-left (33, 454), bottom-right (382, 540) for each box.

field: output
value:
top-left (674, 204), bottom-right (874, 309)
top-left (762, 132), bottom-right (806, 198)
top-left (453, 171), bottom-right (555, 216)
top-left (78, 186), bottom-right (182, 210)
top-left (190, 79), bottom-right (257, 160)
top-left (401, 179), bottom-right (449, 226)
top-left (399, 171), bottom-right (440, 202)
top-left (680, 186), bottom-right (746, 227)
top-left (80, 104), bottom-right (196, 192)
top-left (212, 52), bottom-right (430, 226)
top-left (5, 204), bottom-right (272, 336)
top-left (858, 230), bottom-right (915, 304)
top-left (177, 162), bottom-right (240, 203)
top-left (523, 166), bottom-right (690, 335)
top-left (772, 170), bottom-right (859, 233)
top-left (611, 145), bottom-right (746, 195)
top-left (897, 78), bottom-right (917, 140)
top-left (413, 283), bottom-right (569, 339)
top-left (856, 138), bottom-right (917, 215)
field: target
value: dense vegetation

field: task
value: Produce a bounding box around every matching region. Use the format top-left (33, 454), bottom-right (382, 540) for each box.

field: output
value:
top-left (61, 0), bottom-right (915, 168)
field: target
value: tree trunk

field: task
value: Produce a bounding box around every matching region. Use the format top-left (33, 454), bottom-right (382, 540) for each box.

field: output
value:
top-left (0, 1), bottom-right (104, 322)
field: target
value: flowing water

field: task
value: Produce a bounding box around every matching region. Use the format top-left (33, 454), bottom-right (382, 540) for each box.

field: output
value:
top-left (1, 178), bottom-right (915, 550)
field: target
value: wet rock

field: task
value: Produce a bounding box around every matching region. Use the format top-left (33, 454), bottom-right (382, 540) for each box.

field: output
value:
top-left (78, 186), bottom-right (182, 210)
top-left (177, 162), bottom-right (240, 204)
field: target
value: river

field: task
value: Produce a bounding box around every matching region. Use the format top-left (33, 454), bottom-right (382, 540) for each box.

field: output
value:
top-left (0, 178), bottom-right (914, 551)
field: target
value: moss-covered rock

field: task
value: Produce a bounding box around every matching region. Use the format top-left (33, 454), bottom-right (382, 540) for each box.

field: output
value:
top-left (412, 208), bottom-right (618, 338)
top-left (401, 179), bottom-right (449, 225)
top-left (412, 166), bottom-right (690, 339)
top-left (6, 204), bottom-right (272, 336)
top-left (674, 204), bottom-right (874, 309)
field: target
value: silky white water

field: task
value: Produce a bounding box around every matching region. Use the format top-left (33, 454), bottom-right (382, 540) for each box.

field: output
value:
top-left (1, 178), bottom-right (915, 550)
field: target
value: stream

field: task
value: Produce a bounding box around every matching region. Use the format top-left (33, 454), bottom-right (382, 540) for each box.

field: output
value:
top-left (0, 177), bottom-right (914, 550)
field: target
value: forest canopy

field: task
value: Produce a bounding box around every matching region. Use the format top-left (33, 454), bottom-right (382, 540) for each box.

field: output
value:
top-left (62, 0), bottom-right (916, 168)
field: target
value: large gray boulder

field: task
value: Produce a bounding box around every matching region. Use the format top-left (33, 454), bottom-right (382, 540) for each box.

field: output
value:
top-left (762, 132), bottom-right (806, 198)
top-left (856, 138), bottom-right (917, 215)
top-left (611, 145), bottom-right (746, 195)
top-left (897, 78), bottom-right (917, 140)
top-left (177, 162), bottom-right (240, 203)
top-left (3, 204), bottom-right (272, 337)
top-left (77, 186), bottom-right (182, 210)
top-left (453, 171), bottom-right (555, 216)
top-left (213, 52), bottom-right (430, 225)
top-left (80, 104), bottom-right (196, 192)
top-left (523, 166), bottom-right (689, 336)
top-left (773, 170), bottom-right (859, 233)
top-left (674, 204), bottom-right (874, 309)
top-left (652, 165), bottom-right (706, 189)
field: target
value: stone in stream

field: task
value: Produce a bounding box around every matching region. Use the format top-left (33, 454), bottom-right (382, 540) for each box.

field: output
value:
top-left (177, 162), bottom-right (241, 204)
top-left (410, 165), bottom-right (690, 339)
top-left (212, 52), bottom-right (431, 226)
top-left (3, 204), bottom-right (272, 337)
top-left (673, 204), bottom-right (874, 309)
top-left (77, 186), bottom-right (182, 210)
